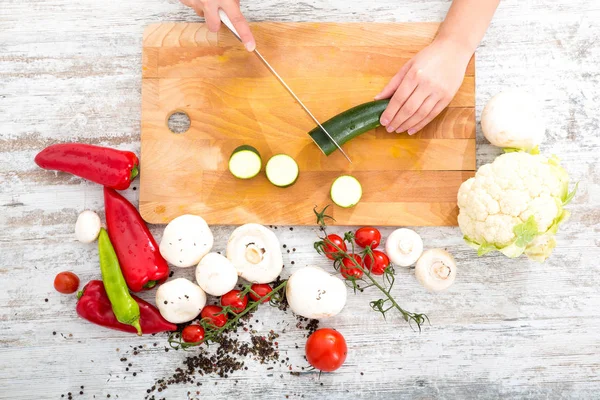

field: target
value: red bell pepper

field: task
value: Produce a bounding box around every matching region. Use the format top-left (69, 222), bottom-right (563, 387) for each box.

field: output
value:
top-left (76, 280), bottom-right (176, 334)
top-left (104, 187), bottom-right (169, 292)
top-left (35, 143), bottom-right (139, 190)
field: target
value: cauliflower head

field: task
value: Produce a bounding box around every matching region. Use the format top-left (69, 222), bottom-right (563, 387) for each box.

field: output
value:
top-left (457, 151), bottom-right (576, 262)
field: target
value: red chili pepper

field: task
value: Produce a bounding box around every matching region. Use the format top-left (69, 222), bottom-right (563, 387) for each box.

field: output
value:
top-left (34, 143), bottom-right (139, 190)
top-left (76, 280), bottom-right (176, 334)
top-left (104, 188), bottom-right (169, 292)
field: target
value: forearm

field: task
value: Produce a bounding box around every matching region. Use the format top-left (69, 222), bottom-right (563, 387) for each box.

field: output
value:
top-left (436, 0), bottom-right (500, 56)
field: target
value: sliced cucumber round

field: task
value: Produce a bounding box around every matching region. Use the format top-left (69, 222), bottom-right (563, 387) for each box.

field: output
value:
top-left (331, 175), bottom-right (362, 208)
top-left (265, 154), bottom-right (299, 188)
top-left (229, 145), bottom-right (262, 179)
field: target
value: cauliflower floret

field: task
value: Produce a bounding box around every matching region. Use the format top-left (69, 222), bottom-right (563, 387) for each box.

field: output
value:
top-left (457, 151), bottom-right (572, 262)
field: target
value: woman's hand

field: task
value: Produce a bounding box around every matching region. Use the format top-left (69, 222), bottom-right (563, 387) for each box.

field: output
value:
top-left (375, 38), bottom-right (472, 135)
top-left (180, 0), bottom-right (255, 51)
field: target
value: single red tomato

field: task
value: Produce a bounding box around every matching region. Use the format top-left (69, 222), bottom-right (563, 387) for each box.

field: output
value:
top-left (53, 271), bottom-right (80, 294)
top-left (340, 254), bottom-right (364, 279)
top-left (249, 284), bottom-right (273, 303)
top-left (220, 290), bottom-right (248, 314)
top-left (305, 328), bottom-right (347, 372)
top-left (200, 305), bottom-right (228, 328)
top-left (354, 227), bottom-right (381, 249)
top-left (182, 325), bottom-right (205, 343)
top-left (322, 234), bottom-right (347, 260)
top-left (364, 250), bottom-right (390, 275)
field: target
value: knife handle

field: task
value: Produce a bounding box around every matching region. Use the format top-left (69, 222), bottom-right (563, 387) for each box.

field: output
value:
top-left (218, 9), bottom-right (242, 42)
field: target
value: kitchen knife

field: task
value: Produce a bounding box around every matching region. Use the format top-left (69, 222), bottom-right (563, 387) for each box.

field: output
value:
top-left (218, 10), bottom-right (352, 163)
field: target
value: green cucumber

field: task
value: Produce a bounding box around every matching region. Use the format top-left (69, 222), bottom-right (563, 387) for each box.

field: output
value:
top-left (309, 100), bottom-right (390, 156)
top-left (331, 175), bottom-right (362, 208)
top-left (229, 145), bottom-right (262, 179)
top-left (265, 154), bottom-right (299, 188)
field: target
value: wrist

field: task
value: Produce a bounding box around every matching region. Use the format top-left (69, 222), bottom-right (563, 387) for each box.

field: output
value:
top-left (433, 33), bottom-right (476, 62)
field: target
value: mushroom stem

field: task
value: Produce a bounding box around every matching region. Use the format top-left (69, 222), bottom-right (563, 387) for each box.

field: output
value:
top-left (432, 261), bottom-right (452, 279)
top-left (244, 243), bottom-right (264, 265)
top-left (397, 240), bottom-right (413, 254)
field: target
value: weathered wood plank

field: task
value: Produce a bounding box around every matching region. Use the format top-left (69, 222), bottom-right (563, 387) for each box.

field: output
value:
top-left (1, 0), bottom-right (600, 399)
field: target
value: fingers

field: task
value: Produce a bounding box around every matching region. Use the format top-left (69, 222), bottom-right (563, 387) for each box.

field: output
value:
top-left (203, 3), bottom-right (221, 32)
top-left (406, 100), bottom-right (448, 135)
top-left (221, 1), bottom-right (255, 51)
top-left (374, 62), bottom-right (411, 101)
top-left (385, 82), bottom-right (429, 133)
top-left (379, 69), bottom-right (419, 129)
top-left (395, 95), bottom-right (437, 134)
top-left (180, 0), bottom-right (195, 7)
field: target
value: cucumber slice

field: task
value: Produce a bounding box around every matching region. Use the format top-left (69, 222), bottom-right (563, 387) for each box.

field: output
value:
top-left (330, 175), bottom-right (362, 208)
top-left (265, 154), bottom-right (299, 187)
top-left (229, 145), bottom-right (262, 179)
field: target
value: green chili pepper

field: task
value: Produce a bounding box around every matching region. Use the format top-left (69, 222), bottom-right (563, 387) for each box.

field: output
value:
top-left (98, 228), bottom-right (142, 335)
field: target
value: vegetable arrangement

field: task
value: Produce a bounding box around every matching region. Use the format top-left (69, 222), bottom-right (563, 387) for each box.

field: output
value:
top-left (41, 84), bottom-right (578, 381)
top-left (313, 206), bottom-right (430, 329)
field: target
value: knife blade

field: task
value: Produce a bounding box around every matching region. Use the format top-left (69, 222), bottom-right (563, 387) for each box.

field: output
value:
top-left (218, 10), bottom-right (352, 163)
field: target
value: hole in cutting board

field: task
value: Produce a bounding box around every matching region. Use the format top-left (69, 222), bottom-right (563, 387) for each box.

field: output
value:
top-left (167, 111), bottom-right (191, 134)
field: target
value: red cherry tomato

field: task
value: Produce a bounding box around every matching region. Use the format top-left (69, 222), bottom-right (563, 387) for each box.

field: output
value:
top-left (53, 271), bottom-right (80, 294)
top-left (200, 305), bottom-right (228, 328)
top-left (364, 250), bottom-right (390, 275)
top-left (305, 328), bottom-right (347, 372)
top-left (354, 227), bottom-right (381, 249)
top-left (182, 325), bottom-right (205, 343)
top-left (340, 254), bottom-right (364, 279)
top-left (249, 284), bottom-right (273, 303)
top-left (220, 290), bottom-right (248, 314)
top-left (322, 234), bottom-right (347, 260)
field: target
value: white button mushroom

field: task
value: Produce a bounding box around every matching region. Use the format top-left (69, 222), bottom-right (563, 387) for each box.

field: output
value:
top-left (286, 266), bottom-right (347, 319)
top-left (481, 89), bottom-right (545, 151)
top-left (155, 278), bottom-right (207, 324)
top-left (75, 210), bottom-right (102, 244)
top-left (160, 214), bottom-right (214, 268)
top-left (195, 252), bottom-right (239, 296)
top-left (385, 228), bottom-right (423, 267)
top-left (415, 249), bottom-right (457, 292)
top-left (226, 224), bottom-right (283, 284)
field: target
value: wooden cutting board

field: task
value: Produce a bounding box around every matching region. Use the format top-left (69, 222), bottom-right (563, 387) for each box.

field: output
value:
top-left (140, 22), bottom-right (475, 226)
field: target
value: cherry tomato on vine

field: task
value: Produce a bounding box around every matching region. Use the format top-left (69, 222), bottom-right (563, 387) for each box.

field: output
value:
top-left (200, 305), bottom-right (228, 328)
top-left (249, 284), bottom-right (273, 303)
top-left (340, 254), bottom-right (364, 280)
top-left (53, 271), bottom-right (80, 294)
top-left (322, 234), bottom-right (347, 260)
top-left (364, 250), bottom-right (390, 275)
top-left (182, 325), bottom-right (205, 343)
top-left (220, 290), bottom-right (248, 314)
top-left (354, 227), bottom-right (381, 249)
top-left (305, 328), bottom-right (347, 372)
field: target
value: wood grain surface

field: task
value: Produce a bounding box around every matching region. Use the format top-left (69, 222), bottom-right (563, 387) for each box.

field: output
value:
top-left (1, 1), bottom-right (599, 399)
top-left (140, 22), bottom-right (476, 226)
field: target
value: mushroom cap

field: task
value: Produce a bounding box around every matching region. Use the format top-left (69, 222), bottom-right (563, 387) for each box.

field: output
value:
top-left (415, 249), bottom-right (457, 292)
top-left (195, 252), bottom-right (239, 296)
top-left (160, 214), bottom-right (214, 268)
top-left (385, 228), bottom-right (423, 267)
top-left (155, 278), bottom-right (207, 324)
top-left (75, 210), bottom-right (102, 244)
top-left (226, 223), bottom-right (283, 284)
top-left (481, 89), bottom-right (545, 150)
top-left (286, 266), bottom-right (347, 319)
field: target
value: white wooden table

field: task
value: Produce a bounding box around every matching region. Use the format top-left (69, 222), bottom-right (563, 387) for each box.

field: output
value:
top-left (1, 1), bottom-right (599, 399)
